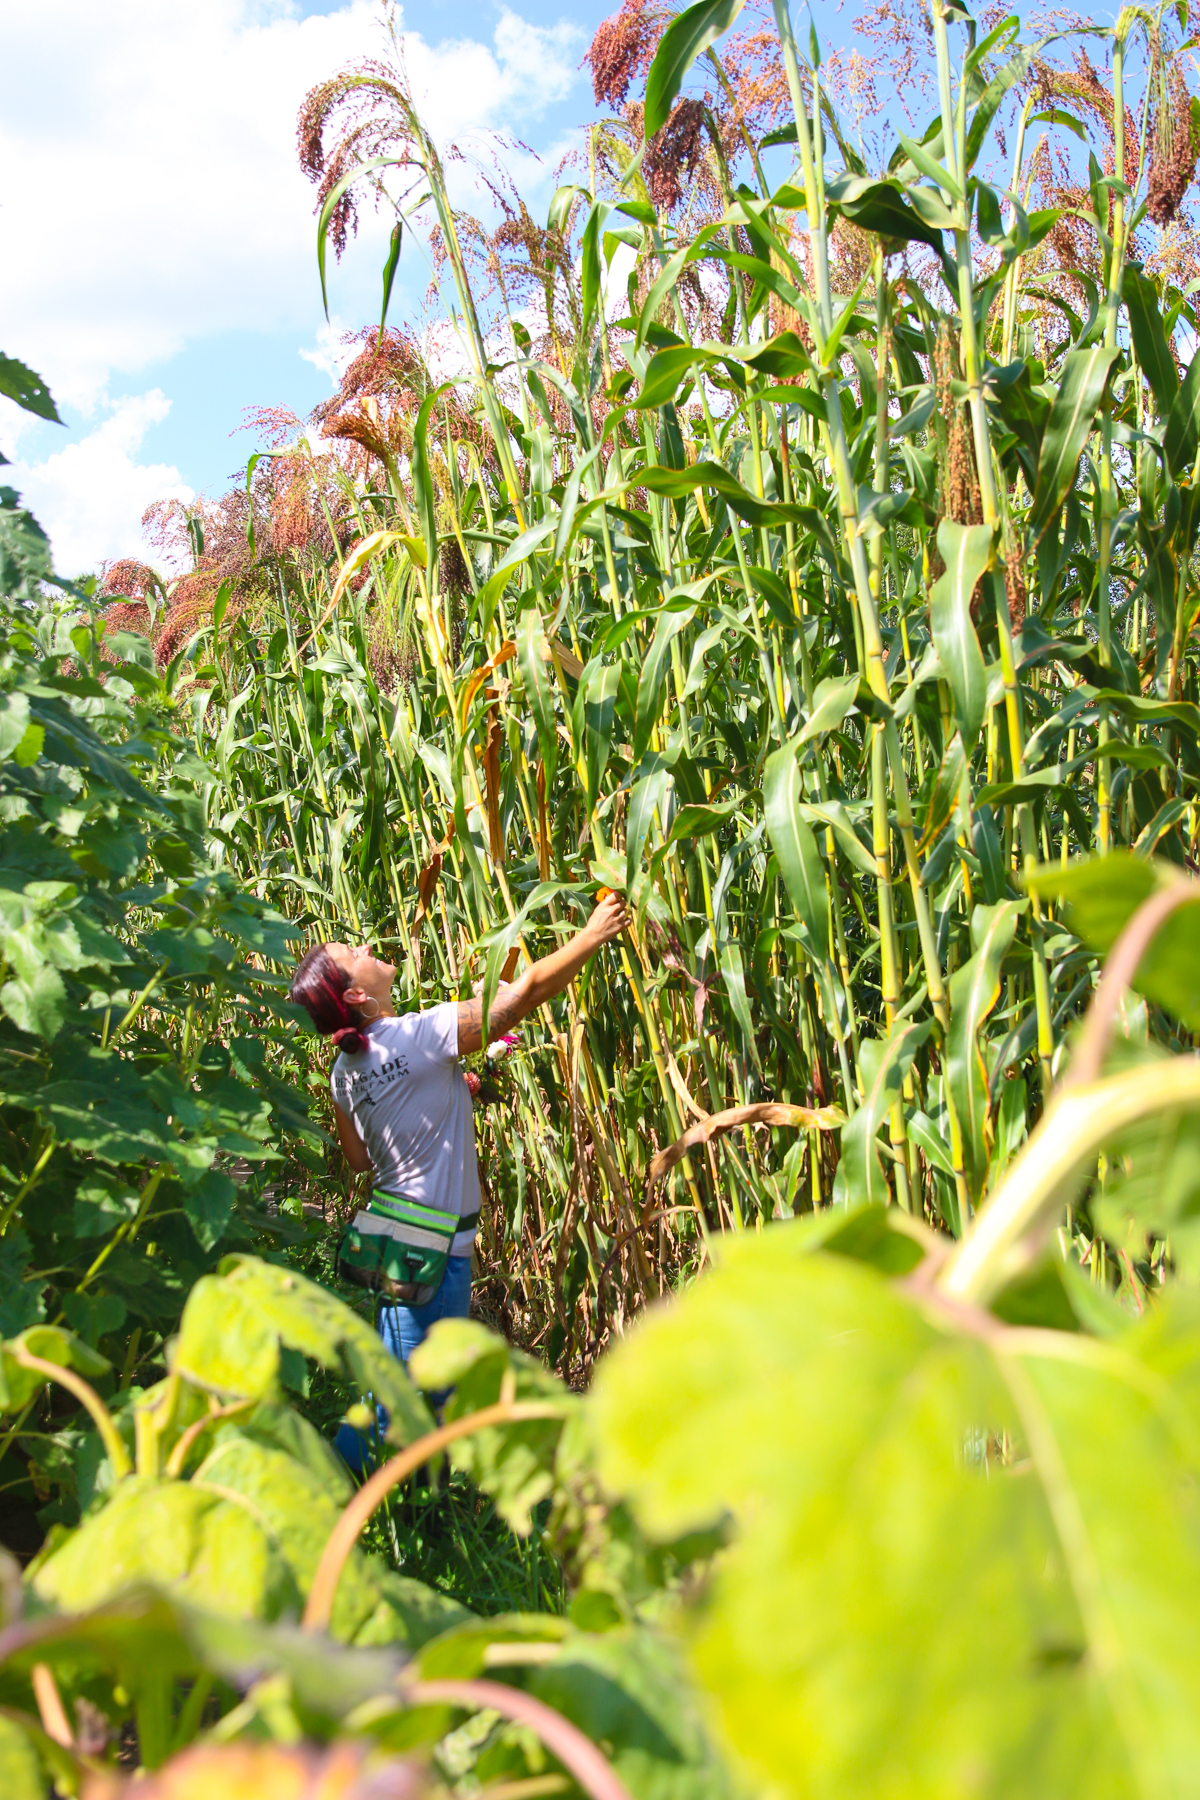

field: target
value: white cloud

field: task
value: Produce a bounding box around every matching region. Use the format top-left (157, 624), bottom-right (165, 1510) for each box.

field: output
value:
top-left (6, 393), bottom-right (193, 578)
top-left (0, 1), bottom-right (583, 413)
top-left (0, 0), bottom-right (585, 571)
top-left (299, 316), bottom-right (359, 387)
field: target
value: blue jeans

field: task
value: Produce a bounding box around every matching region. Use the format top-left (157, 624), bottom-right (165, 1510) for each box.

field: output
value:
top-left (334, 1252), bottom-right (473, 1474)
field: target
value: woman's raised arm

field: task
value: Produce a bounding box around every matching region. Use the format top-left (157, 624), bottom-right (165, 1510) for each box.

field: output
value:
top-left (456, 892), bottom-right (629, 1056)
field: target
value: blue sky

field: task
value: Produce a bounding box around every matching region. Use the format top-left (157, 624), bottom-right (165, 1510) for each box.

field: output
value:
top-left (0, 0), bottom-right (618, 574)
top-left (3, 0), bottom-right (936, 576)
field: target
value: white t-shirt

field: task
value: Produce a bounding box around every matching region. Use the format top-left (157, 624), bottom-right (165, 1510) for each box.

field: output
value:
top-left (330, 1004), bottom-right (479, 1255)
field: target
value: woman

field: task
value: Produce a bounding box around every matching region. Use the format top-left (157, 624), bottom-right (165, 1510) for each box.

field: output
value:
top-left (289, 892), bottom-right (628, 1456)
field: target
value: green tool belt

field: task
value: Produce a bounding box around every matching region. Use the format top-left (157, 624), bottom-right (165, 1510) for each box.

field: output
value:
top-left (337, 1190), bottom-right (478, 1306)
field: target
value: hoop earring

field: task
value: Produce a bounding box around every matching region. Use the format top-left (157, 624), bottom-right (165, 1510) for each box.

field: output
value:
top-left (357, 997), bottom-right (382, 1022)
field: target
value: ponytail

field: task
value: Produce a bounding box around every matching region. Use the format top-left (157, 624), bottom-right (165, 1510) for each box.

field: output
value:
top-left (290, 944), bottom-right (371, 1056)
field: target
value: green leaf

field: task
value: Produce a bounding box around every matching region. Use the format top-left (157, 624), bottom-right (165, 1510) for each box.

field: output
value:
top-left (173, 1257), bottom-right (434, 1449)
top-left (1123, 265), bottom-right (1178, 418)
top-left (581, 201), bottom-right (607, 333)
top-left (1029, 344), bottom-right (1120, 541)
top-left (1025, 852), bottom-right (1200, 1031)
top-left (963, 40), bottom-right (1040, 170)
top-left (592, 1230), bottom-right (1200, 1800)
top-left (182, 1169), bottom-right (236, 1252)
top-left (413, 385), bottom-right (452, 580)
top-left (667, 799), bottom-right (740, 843)
top-left (575, 660), bottom-right (619, 812)
top-left (0, 1716), bottom-right (45, 1800)
top-left (1163, 345), bottom-right (1200, 482)
top-left (633, 459), bottom-right (814, 530)
top-left (896, 131), bottom-right (961, 198)
top-left (316, 154), bottom-right (399, 318)
top-left (947, 900), bottom-right (1024, 1196)
top-left (0, 1326), bottom-right (108, 1413)
top-left (0, 354), bottom-right (62, 425)
top-left (554, 442), bottom-right (603, 563)
top-left (0, 693), bottom-right (34, 763)
top-left (379, 220), bottom-right (403, 342)
top-left (717, 935), bottom-right (762, 1075)
top-left (825, 175), bottom-right (947, 250)
top-left (798, 674), bottom-right (860, 746)
top-left (796, 801), bottom-right (876, 881)
top-left (842, 1022), bottom-right (933, 1207)
top-left (635, 607), bottom-right (695, 762)
top-left (517, 606), bottom-right (559, 790)
top-left (195, 1431), bottom-right (422, 1645)
top-left (764, 745), bottom-right (831, 961)
top-left (0, 964), bottom-right (66, 1042)
top-left (0, 1233), bottom-right (44, 1339)
top-left (644, 0), bottom-right (744, 139)
top-left (531, 1626), bottom-right (734, 1800)
top-left (31, 1476), bottom-right (294, 1620)
top-left (635, 345), bottom-right (709, 410)
top-left (626, 766), bottom-right (669, 894)
top-left (929, 520), bottom-right (991, 749)
top-left (413, 1319), bottom-right (571, 1535)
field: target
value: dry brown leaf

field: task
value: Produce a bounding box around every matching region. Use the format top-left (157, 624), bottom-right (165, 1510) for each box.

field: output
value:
top-left (647, 1102), bottom-right (845, 1186)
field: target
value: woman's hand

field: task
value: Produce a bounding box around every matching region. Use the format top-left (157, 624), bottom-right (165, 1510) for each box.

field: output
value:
top-left (585, 890), bottom-right (630, 947)
top-left (456, 892), bottom-right (631, 1055)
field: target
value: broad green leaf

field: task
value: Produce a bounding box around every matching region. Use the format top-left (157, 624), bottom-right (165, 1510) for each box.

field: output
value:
top-left (667, 799), bottom-right (740, 843)
top-left (1030, 344), bottom-right (1120, 540)
top-left (635, 345), bottom-right (710, 410)
top-left (576, 660), bottom-right (619, 812)
top-left (1025, 853), bottom-right (1200, 1030)
top-left (173, 1257), bottom-right (434, 1448)
top-left (554, 441), bottom-right (603, 562)
top-left (825, 175), bottom-right (947, 250)
top-left (379, 219), bottom-right (403, 340)
top-left (644, 0), bottom-right (744, 139)
top-left (963, 40), bottom-right (1041, 170)
top-left (626, 766), bottom-right (669, 894)
top-left (896, 131), bottom-right (961, 198)
top-left (592, 1229), bottom-right (1200, 1800)
top-left (414, 1318), bottom-right (571, 1535)
top-left (32, 1476), bottom-right (294, 1620)
top-left (581, 201), bottom-right (609, 331)
top-left (1124, 266), bottom-right (1178, 418)
top-left (0, 354), bottom-right (62, 424)
top-left (717, 935), bottom-right (762, 1076)
top-left (517, 605), bottom-right (559, 789)
top-left (797, 673), bottom-right (860, 746)
top-left (764, 745), bottom-right (831, 961)
top-left (842, 1021), bottom-right (933, 1207)
top-left (1164, 345), bottom-right (1200, 481)
top-left (0, 692), bottom-right (35, 763)
top-left (0, 1588), bottom-right (409, 1720)
top-left (929, 520), bottom-right (991, 749)
top-left (0, 1233), bottom-right (44, 1339)
top-left (0, 964), bottom-right (66, 1041)
top-left (635, 606), bottom-right (695, 762)
top-left (0, 1325), bottom-right (109, 1414)
top-left (196, 1431), bottom-right (422, 1645)
top-left (635, 459), bottom-right (814, 530)
top-left (947, 900), bottom-right (1024, 1197)
top-left (531, 1626), bottom-right (735, 1800)
top-left (475, 517), bottom-right (557, 627)
top-left (0, 1716), bottom-right (43, 1800)
top-left (796, 801), bottom-right (876, 881)
top-left (316, 153), bottom-right (400, 317)
top-left (413, 386), bottom-right (451, 579)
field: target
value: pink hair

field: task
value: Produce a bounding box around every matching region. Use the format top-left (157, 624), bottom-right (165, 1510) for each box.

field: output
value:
top-left (289, 944), bottom-right (371, 1055)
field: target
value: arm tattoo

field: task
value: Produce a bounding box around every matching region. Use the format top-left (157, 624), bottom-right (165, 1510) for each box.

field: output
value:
top-left (457, 983), bottom-right (525, 1054)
